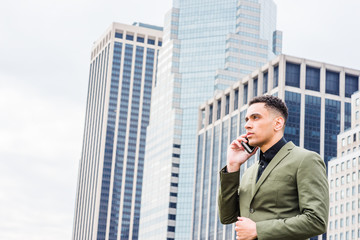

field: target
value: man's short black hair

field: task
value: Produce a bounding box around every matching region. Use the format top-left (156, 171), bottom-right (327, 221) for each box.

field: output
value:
top-left (249, 95), bottom-right (288, 124)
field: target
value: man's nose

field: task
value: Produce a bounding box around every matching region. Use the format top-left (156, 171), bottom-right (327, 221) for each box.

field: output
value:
top-left (244, 120), bottom-right (252, 129)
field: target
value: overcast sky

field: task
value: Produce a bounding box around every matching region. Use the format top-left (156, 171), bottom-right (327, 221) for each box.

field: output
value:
top-left (0, 0), bottom-right (359, 239)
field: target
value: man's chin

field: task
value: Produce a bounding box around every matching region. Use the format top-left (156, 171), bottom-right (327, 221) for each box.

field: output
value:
top-left (248, 139), bottom-right (259, 147)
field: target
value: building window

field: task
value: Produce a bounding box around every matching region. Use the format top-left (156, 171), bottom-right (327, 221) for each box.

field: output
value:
top-left (284, 91), bottom-right (301, 146)
top-left (345, 102), bottom-right (351, 130)
top-left (285, 62), bottom-right (300, 88)
top-left (115, 32), bottom-right (123, 39)
top-left (326, 70), bottom-right (340, 95)
top-left (345, 74), bottom-right (359, 97)
top-left (225, 95), bottom-right (230, 115)
top-left (263, 72), bottom-right (268, 93)
top-left (234, 89), bottom-right (239, 110)
top-left (342, 138), bottom-right (346, 146)
top-left (253, 78), bottom-right (258, 97)
top-left (273, 65), bottom-right (279, 88)
top-left (147, 38), bottom-right (155, 45)
top-left (304, 95), bottom-right (321, 153)
top-left (243, 84), bottom-right (248, 104)
top-left (356, 98), bottom-right (360, 106)
top-left (217, 100), bottom-right (221, 120)
top-left (341, 162), bottom-right (345, 171)
top-left (306, 66), bottom-right (320, 91)
top-left (209, 105), bottom-right (213, 124)
top-left (136, 36), bottom-right (144, 43)
top-left (325, 99), bottom-right (341, 163)
top-left (167, 226), bottom-right (175, 232)
top-left (201, 109), bottom-right (205, 128)
top-left (126, 34), bottom-right (134, 41)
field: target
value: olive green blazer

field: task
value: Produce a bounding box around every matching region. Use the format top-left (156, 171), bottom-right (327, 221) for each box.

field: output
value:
top-left (218, 142), bottom-right (329, 240)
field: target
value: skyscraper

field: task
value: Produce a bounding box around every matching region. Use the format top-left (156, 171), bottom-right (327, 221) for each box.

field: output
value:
top-left (139, 0), bottom-right (281, 239)
top-left (194, 54), bottom-right (360, 239)
top-left (72, 22), bottom-right (162, 240)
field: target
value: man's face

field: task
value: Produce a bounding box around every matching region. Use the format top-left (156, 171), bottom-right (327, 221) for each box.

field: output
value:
top-left (244, 102), bottom-right (278, 147)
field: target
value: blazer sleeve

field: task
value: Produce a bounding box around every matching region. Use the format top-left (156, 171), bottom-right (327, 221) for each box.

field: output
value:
top-left (218, 166), bottom-right (240, 224)
top-left (256, 152), bottom-right (329, 240)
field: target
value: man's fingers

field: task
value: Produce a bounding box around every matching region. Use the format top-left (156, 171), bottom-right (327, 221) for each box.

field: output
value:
top-left (230, 140), bottom-right (243, 150)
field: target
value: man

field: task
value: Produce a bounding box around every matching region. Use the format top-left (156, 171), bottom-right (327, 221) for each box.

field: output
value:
top-left (218, 95), bottom-right (329, 240)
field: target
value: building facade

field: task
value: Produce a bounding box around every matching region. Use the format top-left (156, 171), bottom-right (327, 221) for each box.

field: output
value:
top-left (328, 91), bottom-right (360, 240)
top-left (139, 0), bottom-right (282, 239)
top-left (72, 22), bottom-right (162, 240)
top-left (194, 54), bottom-right (360, 239)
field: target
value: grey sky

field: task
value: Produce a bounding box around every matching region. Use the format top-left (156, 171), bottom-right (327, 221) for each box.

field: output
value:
top-left (0, 0), bottom-right (359, 239)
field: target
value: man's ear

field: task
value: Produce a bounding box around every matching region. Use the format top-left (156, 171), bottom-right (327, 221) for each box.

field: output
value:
top-left (274, 116), bottom-right (285, 132)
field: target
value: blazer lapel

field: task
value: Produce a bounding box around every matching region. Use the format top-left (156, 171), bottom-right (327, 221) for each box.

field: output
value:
top-left (251, 141), bottom-right (295, 200)
top-left (250, 161), bottom-right (259, 196)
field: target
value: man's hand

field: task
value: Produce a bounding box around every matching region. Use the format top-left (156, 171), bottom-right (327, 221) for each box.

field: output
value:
top-left (235, 217), bottom-right (257, 240)
top-left (227, 135), bottom-right (258, 172)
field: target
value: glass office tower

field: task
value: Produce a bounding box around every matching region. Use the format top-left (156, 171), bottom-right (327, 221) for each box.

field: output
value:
top-left (139, 0), bottom-right (281, 239)
top-left (194, 54), bottom-right (360, 240)
top-left (72, 22), bottom-right (162, 240)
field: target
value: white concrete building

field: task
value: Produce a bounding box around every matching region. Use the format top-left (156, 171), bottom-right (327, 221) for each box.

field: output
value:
top-left (328, 91), bottom-right (360, 240)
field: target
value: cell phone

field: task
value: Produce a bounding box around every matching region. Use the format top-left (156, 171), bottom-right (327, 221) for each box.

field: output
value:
top-left (241, 137), bottom-right (256, 154)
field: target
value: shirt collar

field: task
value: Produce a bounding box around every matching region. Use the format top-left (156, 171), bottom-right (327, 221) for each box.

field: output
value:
top-left (259, 137), bottom-right (287, 164)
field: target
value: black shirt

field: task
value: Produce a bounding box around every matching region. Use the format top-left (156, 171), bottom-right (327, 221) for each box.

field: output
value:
top-left (256, 137), bottom-right (287, 182)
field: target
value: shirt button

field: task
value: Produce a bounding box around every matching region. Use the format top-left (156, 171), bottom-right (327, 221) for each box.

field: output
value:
top-left (249, 208), bottom-right (255, 213)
